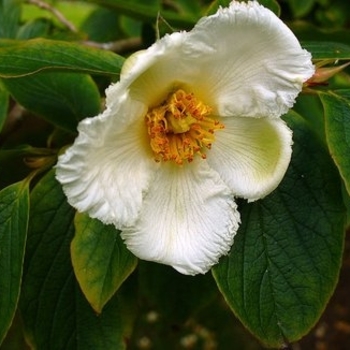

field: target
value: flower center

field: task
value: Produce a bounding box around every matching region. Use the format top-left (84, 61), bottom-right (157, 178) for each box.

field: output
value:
top-left (145, 89), bottom-right (224, 165)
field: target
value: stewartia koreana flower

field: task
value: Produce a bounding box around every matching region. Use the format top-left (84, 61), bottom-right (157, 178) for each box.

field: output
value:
top-left (56, 1), bottom-right (314, 275)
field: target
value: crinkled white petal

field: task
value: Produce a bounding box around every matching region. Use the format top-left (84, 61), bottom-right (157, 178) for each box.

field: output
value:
top-left (112, 1), bottom-right (313, 118)
top-left (121, 161), bottom-right (240, 275)
top-left (184, 1), bottom-right (314, 117)
top-left (115, 31), bottom-right (198, 107)
top-left (56, 96), bottom-right (157, 227)
top-left (207, 117), bottom-right (293, 201)
top-left (56, 1), bottom-right (311, 277)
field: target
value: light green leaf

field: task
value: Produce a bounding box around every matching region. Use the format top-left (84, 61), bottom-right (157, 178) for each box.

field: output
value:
top-left (20, 169), bottom-right (135, 350)
top-left (302, 41), bottom-right (350, 60)
top-left (0, 82), bottom-right (9, 132)
top-left (320, 90), bottom-right (350, 196)
top-left (2, 72), bottom-right (101, 132)
top-left (72, 212), bottom-right (137, 313)
top-left (0, 181), bottom-right (29, 344)
top-left (0, 38), bottom-right (124, 78)
top-left (213, 111), bottom-right (346, 348)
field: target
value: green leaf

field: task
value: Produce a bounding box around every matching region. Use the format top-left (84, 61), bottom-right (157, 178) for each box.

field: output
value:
top-left (17, 18), bottom-right (51, 40)
top-left (302, 41), bottom-right (350, 60)
top-left (0, 38), bottom-right (124, 78)
top-left (0, 0), bottom-right (21, 39)
top-left (80, 7), bottom-right (123, 42)
top-left (0, 82), bottom-right (9, 132)
top-left (172, 0), bottom-right (202, 17)
top-left (0, 146), bottom-right (55, 190)
top-left (137, 262), bottom-right (217, 324)
top-left (2, 71), bottom-right (101, 132)
top-left (0, 181), bottom-right (29, 344)
top-left (205, 0), bottom-right (231, 15)
top-left (293, 93), bottom-right (325, 142)
top-left (291, 22), bottom-right (350, 46)
top-left (257, 0), bottom-right (281, 16)
top-left (213, 111), bottom-right (346, 348)
top-left (20, 169), bottom-right (135, 350)
top-left (289, 0), bottom-right (315, 18)
top-left (132, 262), bottom-right (219, 347)
top-left (206, 0), bottom-right (280, 16)
top-left (320, 90), bottom-right (350, 196)
top-left (0, 313), bottom-right (30, 350)
top-left (72, 213), bottom-right (137, 313)
top-left (87, 0), bottom-right (197, 28)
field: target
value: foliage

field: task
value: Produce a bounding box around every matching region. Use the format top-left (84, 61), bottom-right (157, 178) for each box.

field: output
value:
top-left (0, 0), bottom-right (349, 349)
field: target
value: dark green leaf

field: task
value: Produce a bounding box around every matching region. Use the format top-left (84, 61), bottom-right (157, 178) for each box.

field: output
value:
top-left (257, 0), bottom-right (281, 16)
top-left (213, 111), bottom-right (346, 347)
top-left (289, 0), bottom-right (315, 18)
top-left (0, 147), bottom-right (56, 190)
top-left (205, 0), bottom-right (231, 15)
top-left (0, 38), bottom-right (124, 78)
top-left (20, 169), bottom-right (135, 350)
top-left (72, 213), bottom-right (137, 313)
top-left (80, 7), bottom-right (123, 42)
top-left (320, 90), bottom-right (350, 196)
top-left (194, 296), bottom-right (262, 350)
top-left (17, 18), bottom-right (51, 40)
top-left (0, 0), bottom-right (21, 39)
top-left (2, 71), bottom-right (101, 132)
top-left (131, 262), bottom-right (218, 347)
top-left (0, 82), bottom-right (9, 132)
top-left (0, 181), bottom-right (29, 344)
top-left (169, 0), bottom-right (202, 17)
top-left (292, 22), bottom-right (350, 46)
top-left (0, 313), bottom-right (30, 350)
top-left (76, 276), bottom-right (137, 350)
top-left (293, 93), bottom-right (325, 142)
top-left (87, 0), bottom-right (196, 28)
top-left (137, 262), bottom-right (217, 324)
top-left (206, 0), bottom-right (280, 16)
top-left (302, 41), bottom-right (350, 60)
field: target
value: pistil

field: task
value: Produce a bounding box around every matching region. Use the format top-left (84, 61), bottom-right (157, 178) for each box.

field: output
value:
top-left (145, 89), bottom-right (224, 165)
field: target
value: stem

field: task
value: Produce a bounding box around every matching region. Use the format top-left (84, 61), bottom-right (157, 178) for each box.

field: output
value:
top-left (25, 0), bottom-right (77, 33)
top-left (82, 37), bottom-right (143, 53)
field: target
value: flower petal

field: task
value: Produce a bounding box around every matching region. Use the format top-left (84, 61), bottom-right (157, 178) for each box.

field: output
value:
top-left (118, 31), bottom-right (201, 107)
top-left (56, 97), bottom-right (157, 227)
top-left (183, 1), bottom-right (314, 118)
top-left (121, 1), bottom-right (313, 117)
top-left (207, 117), bottom-right (292, 201)
top-left (121, 161), bottom-right (240, 275)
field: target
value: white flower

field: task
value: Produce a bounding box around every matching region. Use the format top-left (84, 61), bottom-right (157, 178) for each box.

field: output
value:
top-left (56, 1), bottom-right (314, 275)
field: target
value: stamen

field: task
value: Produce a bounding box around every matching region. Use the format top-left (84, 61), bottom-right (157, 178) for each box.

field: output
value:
top-left (145, 89), bottom-right (224, 165)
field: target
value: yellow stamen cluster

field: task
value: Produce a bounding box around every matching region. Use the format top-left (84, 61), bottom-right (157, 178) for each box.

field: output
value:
top-left (145, 89), bottom-right (224, 165)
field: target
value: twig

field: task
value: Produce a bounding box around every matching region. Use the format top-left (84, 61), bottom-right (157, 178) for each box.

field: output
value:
top-left (25, 0), bottom-right (77, 33)
top-left (82, 37), bottom-right (143, 53)
top-left (25, 0), bottom-right (143, 54)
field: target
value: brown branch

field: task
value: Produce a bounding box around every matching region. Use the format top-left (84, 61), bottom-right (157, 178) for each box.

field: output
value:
top-left (82, 37), bottom-right (143, 54)
top-left (25, 0), bottom-right (77, 33)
